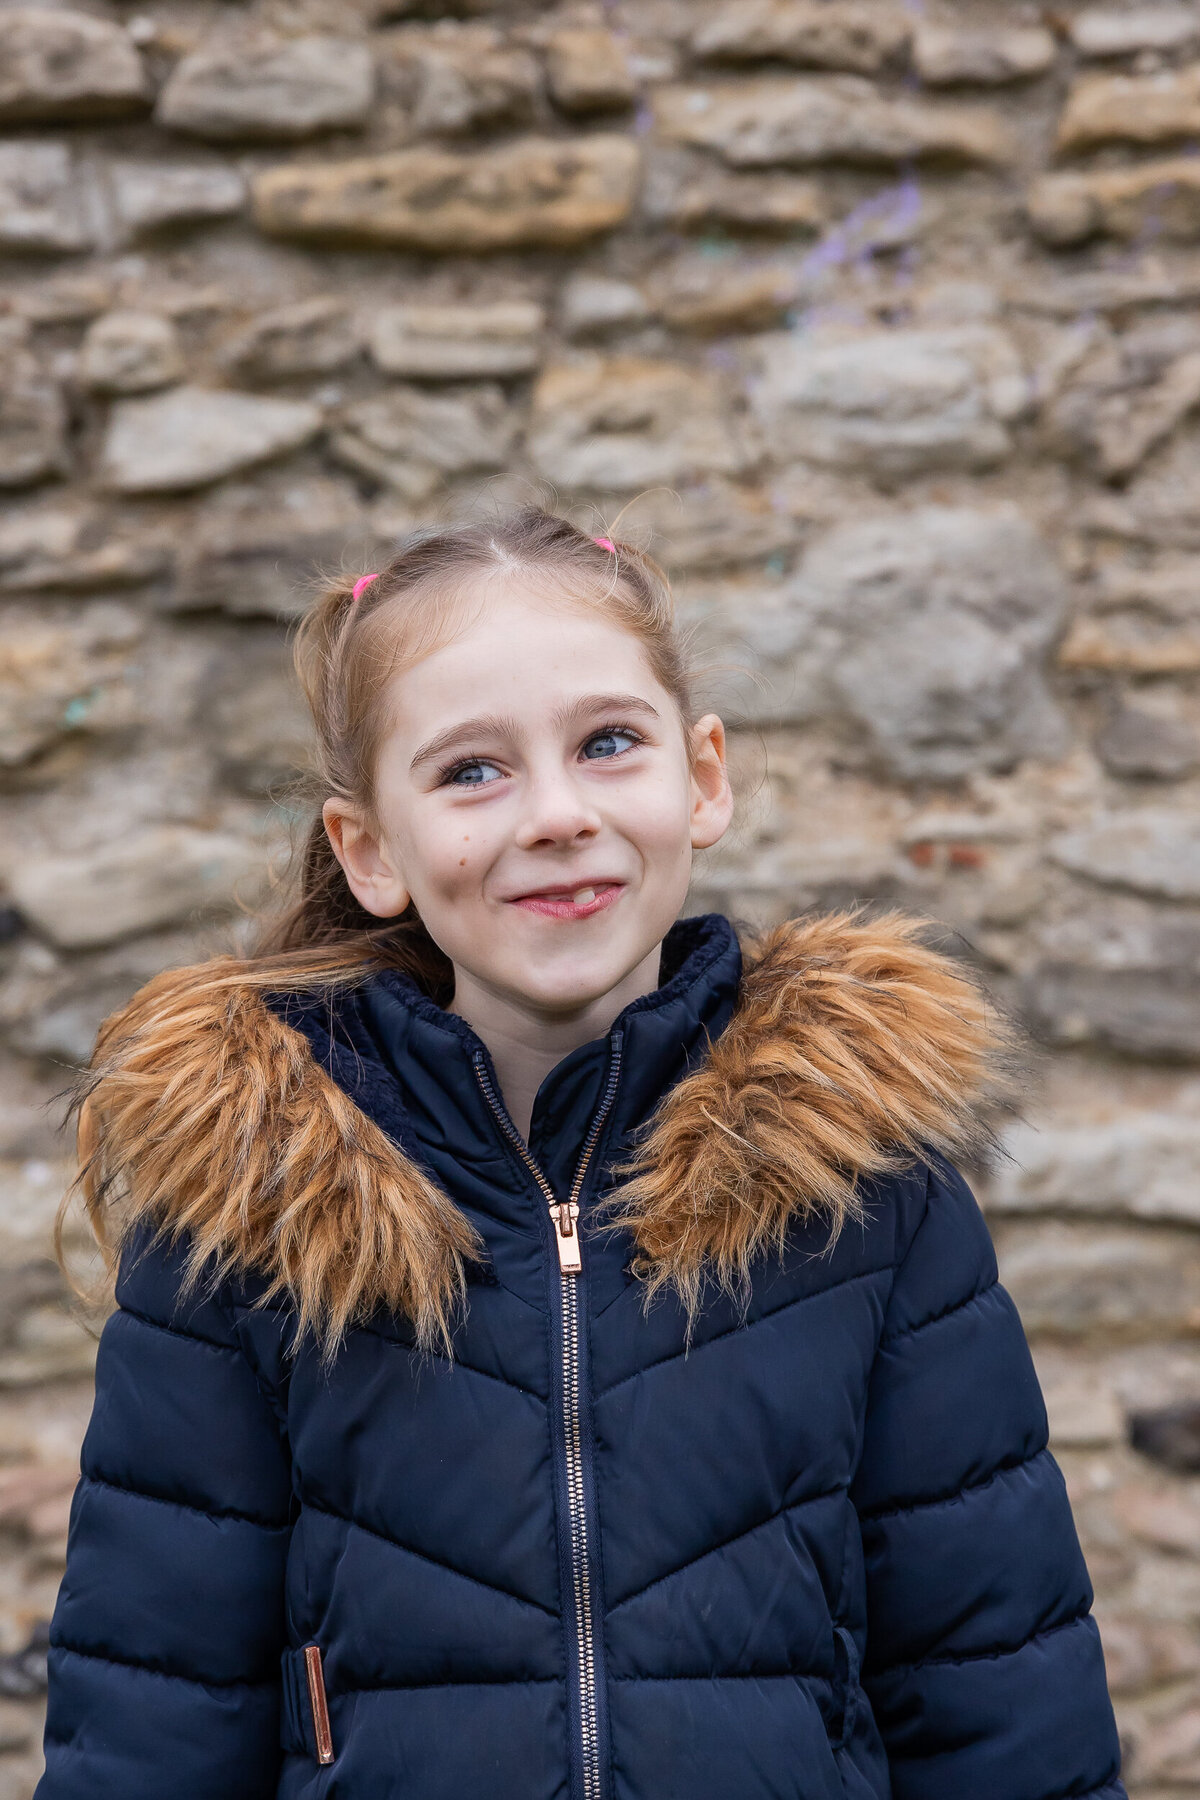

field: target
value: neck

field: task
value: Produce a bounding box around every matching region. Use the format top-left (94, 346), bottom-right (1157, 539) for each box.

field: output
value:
top-left (450, 945), bottom-right (663, 1140)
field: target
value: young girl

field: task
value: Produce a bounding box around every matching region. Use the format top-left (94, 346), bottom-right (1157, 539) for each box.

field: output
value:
top-left (37, 508), bottom-right (1124, 1800)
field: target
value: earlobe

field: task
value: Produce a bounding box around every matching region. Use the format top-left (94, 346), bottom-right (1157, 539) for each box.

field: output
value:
top-left (321, 797), bottom-right (411, 918)
top-left (688, 713), bottom-right (734, 851)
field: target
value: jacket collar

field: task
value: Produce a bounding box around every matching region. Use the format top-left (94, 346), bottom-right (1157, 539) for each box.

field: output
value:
top-left (346, 913), bottom-right (742, 1207)
top-left (76, 910), bottom-right (1008, 1361)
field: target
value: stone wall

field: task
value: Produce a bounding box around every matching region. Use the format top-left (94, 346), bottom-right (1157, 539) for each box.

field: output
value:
top-left (1, 0), bottom-right (1200, 1789)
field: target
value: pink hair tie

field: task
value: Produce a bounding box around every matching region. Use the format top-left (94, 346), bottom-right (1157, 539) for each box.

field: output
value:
top-left (351, 572), bottom-right (380, 602)
top-left (593, 536), bottom-right (616, 553)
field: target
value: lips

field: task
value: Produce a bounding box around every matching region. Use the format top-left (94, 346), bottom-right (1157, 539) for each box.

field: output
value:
top-left (508, 881), bottom-right (623, 920)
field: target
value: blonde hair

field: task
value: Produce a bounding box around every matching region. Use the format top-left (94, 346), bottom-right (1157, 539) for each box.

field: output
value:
top-left (55, 506), bottom-right (700, 1352)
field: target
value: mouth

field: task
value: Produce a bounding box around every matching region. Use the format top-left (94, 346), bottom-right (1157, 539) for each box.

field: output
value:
top-left (508, 881), bottom-right (624, 920)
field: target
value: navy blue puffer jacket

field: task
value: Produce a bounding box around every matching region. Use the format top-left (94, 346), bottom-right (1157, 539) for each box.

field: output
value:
top-left (37, 912), bottom-right (1125, 1800)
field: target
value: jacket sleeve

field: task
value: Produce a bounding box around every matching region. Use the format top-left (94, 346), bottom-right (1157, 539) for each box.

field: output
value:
top-left (36, 1223), bottom-right (293, 1800)
top-left (851, 1157), bottom-right (1126, 1800)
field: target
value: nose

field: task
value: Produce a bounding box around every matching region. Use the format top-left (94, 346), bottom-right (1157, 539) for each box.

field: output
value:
top-left (513, 759), bottom-right (602, 852)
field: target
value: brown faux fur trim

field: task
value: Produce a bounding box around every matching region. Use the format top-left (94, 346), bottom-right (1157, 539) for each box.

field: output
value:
top-left (64, 912), bottom-right (1009, 1361)
top-left (596, 911), bottom-right (1010, 1325)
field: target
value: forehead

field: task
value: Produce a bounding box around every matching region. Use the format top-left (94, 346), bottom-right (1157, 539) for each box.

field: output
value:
top-left (383, 578), bottom-right (666, 730)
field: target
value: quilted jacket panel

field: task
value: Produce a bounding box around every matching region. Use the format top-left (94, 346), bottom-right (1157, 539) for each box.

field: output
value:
top-left (37, 912), bottom-right (1126, 1800)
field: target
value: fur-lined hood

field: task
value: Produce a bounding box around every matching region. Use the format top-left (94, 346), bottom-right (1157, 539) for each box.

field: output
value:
top-left (69, 912), bottom-right (1010, 1360)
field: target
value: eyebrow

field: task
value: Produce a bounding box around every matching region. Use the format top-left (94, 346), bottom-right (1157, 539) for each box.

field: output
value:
top-left (409, 693), bottom-right (662, 772)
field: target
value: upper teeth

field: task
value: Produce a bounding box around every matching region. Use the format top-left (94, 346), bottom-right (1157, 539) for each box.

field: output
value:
top-left (573, 888), bottom-right (596, 905)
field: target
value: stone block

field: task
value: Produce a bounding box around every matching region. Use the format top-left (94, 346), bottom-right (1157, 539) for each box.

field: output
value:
top-left (990, 1115), bottom-right (1200, 1224)
top-left (914, 24), bottom-right (1056, 86)
top-left (1097, 704), bottom-right (1199, 778)
top-left (78, 311), bottom-right (183, 395)
top-left (1096, 1615), bottom-right (1200, 1693)
top-left (1029, 160), bottom-right (1200, 246)
top-left (1051, 810), bottom-right (1200, 902)
top-left (0, 600), bottom-right (143, 768)
top-left (328, 384), bottom-right (518, 498)
top-left (772, 507), bottom-right (1067, 777)
top-left (391, 26), bottom-right (540, 136)
top-left (747, 324), bottom-right (1028, 478)
top-left (1059, 66), bottom-right (1200, 152)
top-left (692, 2), bottom-right (911, 74)
top-left (0, 349), bottom-right (66, 488)
top-left (0, 506), bottom-right (169, 593)
top-left (1023, 967), bottom-right (1200, 1060)
top-left (173, 475), bottom-right (374, 619)
top-left (642, 158), bottom-right (826, 233)
top-left (252, 134), bottom-right (639, 249)
top-left (654, 77), bottom-right (1014, 167)
top-left (0, 10), bottom-right (145, 123)
top-left (0, 142), bottom-right (98, 254)
top-left (595, 481), bottom-right (799, 572)
top-left (222, 298), bottom-right (359, 381)
top-left (99, 386), bottom-right (322, 494)
top-left (1070, 6), bottom-right (1200, 55)
top-left (1047, 343), bottom-right (1200, 478)
top-left (370, 301), bottom-right (544, 378)
top-left (996, 1220), bottom-right (1200, 1340)
top-left (1060, 614), bottom-right (1200, 673)
top-left (107, 159), bottom-right (245, 240)
top-left (649, 253), bottom-right (804, 333)
top-left (1130, 1402), bottom-right (1200, 1471)
top-left (4, 825), bottom-right (267, 949)
top-left (529, 355), bottom-right (756, 490)
top-left (545, 28), bottom-right (635, 113)
top-left (560, 276), bottom-right (650, 338)
top-left (157, 34), bottom-right (374, 142)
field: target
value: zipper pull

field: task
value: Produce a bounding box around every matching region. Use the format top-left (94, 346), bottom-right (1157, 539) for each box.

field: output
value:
top-left (303, 1643), bottom-right (335, 1766)
top-left (552, 1201), bottom-right (583, 1274)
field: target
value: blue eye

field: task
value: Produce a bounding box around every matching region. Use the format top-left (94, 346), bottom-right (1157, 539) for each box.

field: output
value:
top-left (446, 760), bottom-right (503, 787)
top-left (583, 729), bottom-right (640, 761)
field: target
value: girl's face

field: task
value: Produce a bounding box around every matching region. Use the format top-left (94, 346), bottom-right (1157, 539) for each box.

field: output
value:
top-left (324, 580), bottom-right (733, 1019)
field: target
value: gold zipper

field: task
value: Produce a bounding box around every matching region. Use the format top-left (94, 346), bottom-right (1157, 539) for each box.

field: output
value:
top-left (473, 1039), bottom-right (622, 1800)
top-left (303, 1642), bottom-right (335, 1766)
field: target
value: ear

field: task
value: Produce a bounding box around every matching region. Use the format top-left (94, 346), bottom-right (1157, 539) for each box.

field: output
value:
top-left (687, 713), bottom-right (734, 850)
top-left (322, 797), bottom-right (411, 918)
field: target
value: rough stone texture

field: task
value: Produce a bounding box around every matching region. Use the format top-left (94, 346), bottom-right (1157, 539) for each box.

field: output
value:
top-left (252, 135), bottom-right (640, 248)
top-left (1059, 67), bottom-right (1200, 153)
top-left (222, 298), bottom-right (359, 382)
top-left (99, 387), bottom-right (322, 493)
top-left (913, 25), bottom-right (1056, 86)
top-left (1029, 160), bottom-right (1200, 247)
top-left (370, 302), bottom-right (545, 377)
top-left (3, 827), bottom-right (267, 950)
top-left (157, 35), bottom-right (374, 142)
top-left (78, 312), bottom-right (183, 396)
top-left (747, 325), bottom-right (1028, 477)
top-left (0, 11), bottom-right (146, 124)
top-left (0, 143), bottom-right (97, 255)
top-left (1051, 812), bottom-right (1200, 903)
top-left (759, 508), bottom-right (1068, 777)
top-left (388, 25), bottom-right (540, 137)
top-left (654, 78), bottom-right (1014, 167)
top-left (692, 2), bottom-right (911, 75)
top-left (1071, 7), bottom-right (1200, 56)
top-left (328, 384), bottom-right (518, 497)
top-left (0, 349), bottom-right (67, 489)
top-left (0, 603), bottom-right (143, 769)
top-left (530, 355), bottom-right (756, 488)
top-left (3, 4), bottom-right (1200, 1789)
top-left (106, 160), bottom-right (245, 241)
top-left (545, 28), bottom-right (635, 113)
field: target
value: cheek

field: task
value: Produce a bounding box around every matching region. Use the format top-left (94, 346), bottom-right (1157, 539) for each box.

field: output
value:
top-left (620, 769), bottom-right (696, 863)
top-left (404, 805), bottom-right (497, 902)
